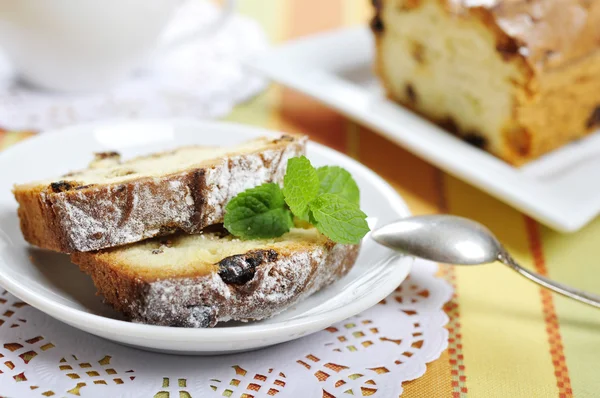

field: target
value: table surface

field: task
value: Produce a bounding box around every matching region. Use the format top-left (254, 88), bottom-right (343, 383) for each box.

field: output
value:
top-left (2, 1), bottom-right (599, 397)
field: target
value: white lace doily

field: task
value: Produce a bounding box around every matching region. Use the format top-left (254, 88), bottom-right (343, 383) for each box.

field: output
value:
top-left (0, 1), bottom-right (268, 131)
top-left (0, 259), bottom-right (451, 397)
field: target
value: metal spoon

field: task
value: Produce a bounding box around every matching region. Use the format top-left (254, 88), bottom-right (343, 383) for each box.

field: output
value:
top-left (371, 215), bottom-right (600, 308)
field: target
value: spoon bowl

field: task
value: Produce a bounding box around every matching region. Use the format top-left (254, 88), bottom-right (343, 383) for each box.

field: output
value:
top-left (371, 215), bottom-right (502, 265)
top-left (372, 215), bottom-right (600, 309)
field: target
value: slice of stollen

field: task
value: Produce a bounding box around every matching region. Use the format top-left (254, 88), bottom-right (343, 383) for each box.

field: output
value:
top-left (71, 226), bottom-right (360, 327)
top-left (13, 134), bottom-right (305, 253)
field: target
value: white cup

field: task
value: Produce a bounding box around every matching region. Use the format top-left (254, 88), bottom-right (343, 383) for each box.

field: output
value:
top-left (0, 0), bottom-right (234, 92)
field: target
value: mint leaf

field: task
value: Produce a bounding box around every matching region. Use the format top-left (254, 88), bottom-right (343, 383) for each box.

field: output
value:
top-left (316, 166), bottom-right (360, 205)
top-left (309, 194), bottom-right (369, 244)
top-left (282, 156), bottom-right (319, 220)
top-left (225, 156), bottom-right (368, 244)
top-left (224, 183), bottom-right (293, 239)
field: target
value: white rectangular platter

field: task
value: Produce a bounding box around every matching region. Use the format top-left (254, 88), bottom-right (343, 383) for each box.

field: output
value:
top-left (246, 26), bottom-right (600, 233)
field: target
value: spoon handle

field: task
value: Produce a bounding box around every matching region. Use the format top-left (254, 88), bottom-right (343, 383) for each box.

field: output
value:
top-left (499, 253), bottom-right (600, 309)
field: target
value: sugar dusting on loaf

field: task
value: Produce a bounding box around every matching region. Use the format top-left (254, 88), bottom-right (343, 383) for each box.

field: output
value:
top-left (42, 136), bottom-right (306, 252)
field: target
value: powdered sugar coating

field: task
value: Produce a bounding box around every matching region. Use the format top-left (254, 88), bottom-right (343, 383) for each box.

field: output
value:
top-left (44, 136), bottom-right (305, 252)
top-left (132, 242), bottom-right (360, 327)
top-left (201, 145), bottom-right (298, 226)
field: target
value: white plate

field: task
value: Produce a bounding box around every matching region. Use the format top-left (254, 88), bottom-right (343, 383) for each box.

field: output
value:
top-left (0, 119), bottom-right (413, 355)
top-left (246, 26), bottom-right (600, 233)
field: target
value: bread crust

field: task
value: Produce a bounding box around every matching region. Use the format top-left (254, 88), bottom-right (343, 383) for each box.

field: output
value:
top-left (13, 135), bottom-right (306, 253)
top-left (72, 241), bottom-right (360, 327)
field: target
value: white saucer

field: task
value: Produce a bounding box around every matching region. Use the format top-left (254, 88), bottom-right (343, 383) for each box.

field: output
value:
top-left (0, 119), bottom-right (413, 355)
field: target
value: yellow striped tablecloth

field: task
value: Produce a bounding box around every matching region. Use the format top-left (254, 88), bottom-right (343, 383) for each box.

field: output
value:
top-left (2, 1), bottom-right (599, 396)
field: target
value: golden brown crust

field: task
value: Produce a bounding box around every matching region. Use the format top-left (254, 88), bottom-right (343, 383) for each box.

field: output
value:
top-left (485, 0), bottom-right (600, 71)
top-left (15, 185), bottom-right (67, 252)
top-left (73, 251), bottom-right (148, 319)
top-left (14, 135), bottom-right (306, 253)
top-left (72, 240), bottom-right (360, 328)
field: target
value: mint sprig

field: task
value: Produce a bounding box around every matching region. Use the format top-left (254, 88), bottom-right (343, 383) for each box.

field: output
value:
top-left (309, 194), bottom-right (369, 244)
top-left (224, 156), bottom-right (370, 244)
top-left (282, 156), bottom-right (319, 220)
top-left (316, 166), bottom-right (360, 205)
top-left (223, 183), bottom-right (293, 239)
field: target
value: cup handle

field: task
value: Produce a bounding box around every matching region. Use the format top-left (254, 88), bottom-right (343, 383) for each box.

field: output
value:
top-left (157, 0), bottom-right (236, 53)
